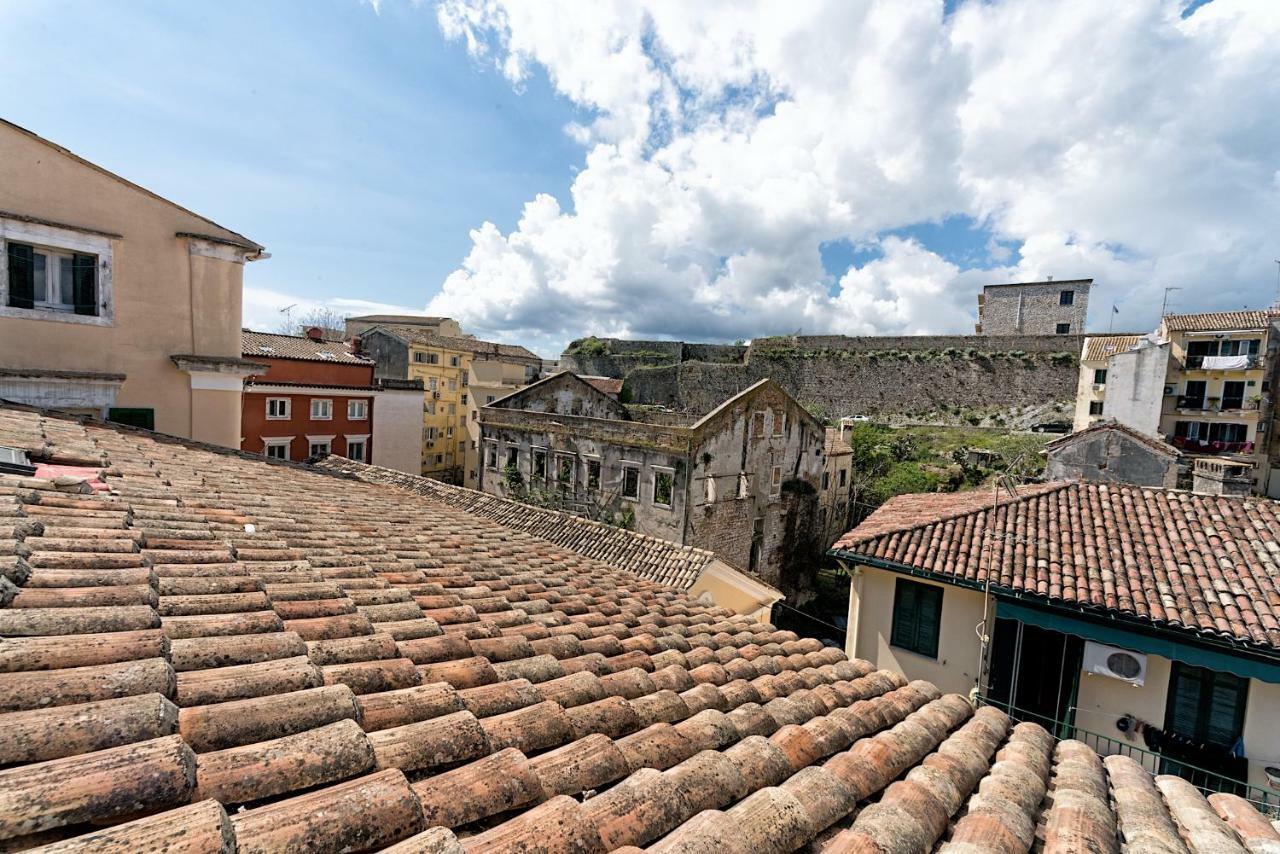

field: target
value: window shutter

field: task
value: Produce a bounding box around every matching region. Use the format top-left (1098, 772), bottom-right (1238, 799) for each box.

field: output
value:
top-left (72, 254), bottom-right (97, 316)
top-left (1205, 673), bottom-right (1246, 747)
top-left (1167, 665), bottom-right (1204, 739)
top-left (915, 586), bottom-right (941, 658)
top-left (7, 243), bottom-right (35, 309)
top-left (891, 583), bottom-right (917, 649)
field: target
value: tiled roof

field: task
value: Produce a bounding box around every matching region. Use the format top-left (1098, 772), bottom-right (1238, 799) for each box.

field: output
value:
top-left (242, 330), bottom-right (371, 364)
top-left (316, 457), bottom-right (716, 590)
top-left (1046, 420), bottom-right (1181, 459)
top-left (834, 481), bottom-right (1280, 650)
top-left (1163, 310), bottom-right (1276, 332)
top-left (824, 428), bottom-right (852, 456)
top-left (579, 375), bottom-right (624, 396)
top-left (371, 325), bottom-right (541, 361)
top-left (0, 406), bottom-right (1275, 852)
top-left (1082, 334), bottom-right (1143, 362)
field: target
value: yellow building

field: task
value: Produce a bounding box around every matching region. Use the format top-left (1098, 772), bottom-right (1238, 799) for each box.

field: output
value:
top-left (1071, 335), bottom-right (1143, 431)
top-left (463, 359), bottom-right (530, 488)
top-left (357, 325), bottom-right (540, 481)
top-left (0, 119), bottom-right (266, 446)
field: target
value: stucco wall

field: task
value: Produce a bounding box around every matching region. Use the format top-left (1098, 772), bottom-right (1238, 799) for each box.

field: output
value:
top-left (1105, 343), bottom-right (1169, 436)
top-left (847, 567), bottom-right (988, 697)
top-left (372, 388), bottom-right (425, 474)
top-left (1044, 431), bottom-right (1178, 488)
top-left (0, 122), bottom-right (256, 443)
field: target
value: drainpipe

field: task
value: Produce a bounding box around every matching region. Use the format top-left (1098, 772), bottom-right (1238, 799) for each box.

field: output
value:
top-left (837, 558), bottom-right (861, 660)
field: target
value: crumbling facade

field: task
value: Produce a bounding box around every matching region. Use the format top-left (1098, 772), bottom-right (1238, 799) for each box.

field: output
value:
top-left (478, 373), bottom-right (825, 589)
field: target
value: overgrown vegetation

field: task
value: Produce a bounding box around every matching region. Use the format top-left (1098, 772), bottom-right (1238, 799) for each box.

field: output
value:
top-left (566, 336), bottom-right (610, 356)
top-left (844, 423), bottom-right (1049, 526)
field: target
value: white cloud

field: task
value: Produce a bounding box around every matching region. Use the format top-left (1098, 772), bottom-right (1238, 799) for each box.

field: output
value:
top-left (430, 0), bottom-right (1280, 349)
top-left (242, 285), bottom-right (427, 333)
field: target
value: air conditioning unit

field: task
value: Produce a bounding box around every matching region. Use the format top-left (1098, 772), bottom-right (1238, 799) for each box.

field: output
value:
top-left (1083, 641), bottom-right (1147, 686)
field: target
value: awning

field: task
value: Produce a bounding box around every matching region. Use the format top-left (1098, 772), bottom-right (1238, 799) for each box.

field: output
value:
top-left (996, 599), bottom-right (1280, 684)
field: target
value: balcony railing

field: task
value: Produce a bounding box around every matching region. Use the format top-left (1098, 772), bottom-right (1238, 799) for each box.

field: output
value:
top-left (1174, 396), bottom-right (1259, 413)
top-left (1183, 354), bottom-right (1263, 371)
top-left (976, 694), bottom-right (1279, 816)
top-left (1168, 436), bottom-right (1254, 455)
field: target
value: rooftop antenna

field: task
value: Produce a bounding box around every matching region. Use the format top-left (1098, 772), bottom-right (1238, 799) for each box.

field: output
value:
top-left (1160, 286), bottom-right (1182, 317)
top-left (1273, 260), bottom-right (1280, 309)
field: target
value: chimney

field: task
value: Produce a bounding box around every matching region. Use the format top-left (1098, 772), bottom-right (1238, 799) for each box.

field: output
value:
top-left (305, 327), bottom-right (324, 342)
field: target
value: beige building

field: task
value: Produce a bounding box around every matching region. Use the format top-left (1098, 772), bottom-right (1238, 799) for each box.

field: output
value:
top-left (0, 120), bottom-right (264, 448)
top-left (1073, 311), bottom-right (1280, 494)
top-left (463, 359), bottom-right (530, 488)
top-left (833, 482), bottom-right (1280, 802)
top-left (0, 120), bottom-right (266, 446)
top-left (1071, 335), bottom-right (1144, 431)
top-left (357, 324), bottom-right (540, 481)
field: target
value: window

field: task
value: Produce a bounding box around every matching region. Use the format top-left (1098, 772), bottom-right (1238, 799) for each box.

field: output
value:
top-left (1186, 340), bottom-right (1218, 369)
top-left (263, 438), bottom-right (292, 459)
top-left (838, 468), bottom-right (847, 488)
top-left (1059, 290), bottom-right (1074, 305)
top-left (347, 399), bottom-right (368, 420)
top-left (446, 426), bottom-right (454, 438)
top-left (425, 426), bottom-right (437, 441)
top-left (485, 395), bottom-right (496, 404)
top-left (1166, 662), bottom-right (1248, 748)
top-left (462, 374), bottom-right (469, 387)
top-left (267, 398), bottom-right (291, 420)
top-left (447, 403), bottom-right (456, 415)
top-left (653, 469), bottom-right (674, 507)
top-left (346, 439), bottom-right (366, 462)
top-left (1093, 369), bottom-right (1107, 385)
top-left (5, 240), bottom-right (99, 316)
top-left (449, 355), bottom-right (460, 367)
top-left (429, 378), bottom-right (438, 392)
top-left (1221, 339), bottom-right (1261, 357)
top-left (1089, 401), bottom-right (1104, 416)
top-left (1055, 323), bottom-right (1071, 334)
top-left (425, 402), bottom-right (436, 415)
top-left (890, 578), bottom-right (942, 658)
top-left (621, 465), bottom-right (641, 500)
top-left (773, 412), bottom-right (785, 437)
top-left (107, 408), bottom-right (154, 430)
top-left (737, 472), bottom-right (749, 498)
top-left (484, 442), bottom-right (498, 469)
top-left (506, 446), bottom-right (519, 470)
top-left (1222, 381), bottom-right (1245, 410)
top-left (704, 475), bottom-right (716, 502)
top-left (413, 351), bottom-right (439, 365)
top-left (471, 411), bottom-right (478, 422)
top-left (448, 379), bottom-right (457, 392)
top-left (752, 411), bottom-right (766, 439)
top-left (770, 465), bottom-right (782, 496)
top-left (461, 394), bottom-right (468, 405)
top-left (533, 449), bottom-right (547, 479)
top-left (586, 458), bottom-right (601, 490)
top-left (556, 455), bottom-right (575, 489)
top-left (1182, 380), bottom-right (1207, 410)
top-left (308, 438), bottom-right (332, 457)
top-left (822, 471), bottom-right (830, 490)
top-left (310, 399), bottom-right (333, 420)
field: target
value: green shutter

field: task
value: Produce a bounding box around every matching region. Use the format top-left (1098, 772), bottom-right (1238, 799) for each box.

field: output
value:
top-left (72, 253), bottom-right (96, 316)
top-left (891, 581), bottom-right (917, 650)
top-left (7, 242), bottom-right (34, 309)
top-left (1167, 664), bottom-right (1204, 739)
top-left (916, 585), bottom-right (941, 658)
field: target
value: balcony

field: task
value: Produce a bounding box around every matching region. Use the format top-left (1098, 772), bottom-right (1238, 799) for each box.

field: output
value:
top-left (1168, 436), bottom-right (1254, 455)
top-left (1174, 396), bottom-right (1259, 413)
top-left (1182, 354), bottom-right (1263, 371)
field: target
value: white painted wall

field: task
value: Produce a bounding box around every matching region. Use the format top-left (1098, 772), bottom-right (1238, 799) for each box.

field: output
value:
top-left (372, 388), bottom-right (423, 474)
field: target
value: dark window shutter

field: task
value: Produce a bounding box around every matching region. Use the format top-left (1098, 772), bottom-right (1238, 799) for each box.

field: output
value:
top-left (915, 585), bottom-right (941, 658)
top-left (72, 253), bottom-right (97, 316)
top-left (1167, 664), bottom-right (1203, 739)
top-left (1206, 673), bottom-right (1246, 747)
top-left (7, 242), bottom-right (34, 309)
top-left (891, 581), bottom-right (919, 651)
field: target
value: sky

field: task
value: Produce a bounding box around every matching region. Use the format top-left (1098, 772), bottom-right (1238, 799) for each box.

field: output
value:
top-left (2, 0), bottom-right (1278, 357)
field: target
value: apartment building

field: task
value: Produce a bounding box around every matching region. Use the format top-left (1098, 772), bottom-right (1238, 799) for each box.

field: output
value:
top-left (462, 359), bottom-right (530, 488)
top-left (0, 118), bottom-right (266, 446)
top-left (356, 324), bottom-right (540, 481)
top-left (478, 373), bottom-right (826, 588)
top-left (975, 278), bottom-right (1091, 335)
top-left (1078, 310), bottom-right (1280, 494)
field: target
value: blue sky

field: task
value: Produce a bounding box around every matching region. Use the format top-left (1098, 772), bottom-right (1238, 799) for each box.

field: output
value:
top-left (0, 0), bottom-right (588, 331)
top-left (3, 0), bottom-right (1273, 355)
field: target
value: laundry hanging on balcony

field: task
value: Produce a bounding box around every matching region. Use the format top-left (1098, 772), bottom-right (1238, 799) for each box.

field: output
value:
top-left (1200, 354), bottom-right (1251, 370)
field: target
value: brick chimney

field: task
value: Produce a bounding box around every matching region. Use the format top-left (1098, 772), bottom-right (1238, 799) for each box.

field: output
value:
top-left (305, 326), bottom-right (324, 342)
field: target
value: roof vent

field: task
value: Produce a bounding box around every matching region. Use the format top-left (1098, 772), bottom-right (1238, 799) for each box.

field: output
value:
top-left (258, 346), bottom-right (275, 353)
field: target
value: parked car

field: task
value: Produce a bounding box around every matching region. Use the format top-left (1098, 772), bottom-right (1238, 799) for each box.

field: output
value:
top-left (1030, 421), bottom-right (1071, 433)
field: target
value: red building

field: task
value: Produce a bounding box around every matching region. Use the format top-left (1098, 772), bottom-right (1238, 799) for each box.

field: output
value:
top-left (240, 329), bottom-right (377, 463)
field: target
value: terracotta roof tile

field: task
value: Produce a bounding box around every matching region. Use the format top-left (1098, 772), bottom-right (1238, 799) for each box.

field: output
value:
top-left (1163, 310), bottom-right (1277, 332)
top-left (241, 330), bottom-right (371, 364)
top-left (1083, 334), bottom-right (1144, 362)
top-left (0, 403), bottom-right (1272, 852)
top-left (833, 481), bottom-right (1280, 650)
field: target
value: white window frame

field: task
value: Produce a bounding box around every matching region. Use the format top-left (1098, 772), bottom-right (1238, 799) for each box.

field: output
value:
top-left (305, 435), bottom-right (334, 457)
top-left (532, 446), bottom-right (549, 479)
top-left (266, 398), bottom-right (291, 420)
top-left (0, 218), bottom-right (114, 326)
top-left (652, 467), bottom-right (675, 508)
top-left (484, 440), bottom-right (499, 469)
top-left (310, 398), bottom-right (333, 420)
top-left (263, 436), bottom-right (294, 460)
top-left (347, 399), bottom-right (368, 420)
top-left (554, 453), bottom-right (576, 488)
top-left (770, 465), bottom-right (783, 496)
top-left (344, 433), bottom-right (369, 462)
top-left (620, 462), bottom-right (642, 501)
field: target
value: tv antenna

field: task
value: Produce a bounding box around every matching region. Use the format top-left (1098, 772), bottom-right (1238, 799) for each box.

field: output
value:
top-left (1160, 287), bottom-right (1182, 317)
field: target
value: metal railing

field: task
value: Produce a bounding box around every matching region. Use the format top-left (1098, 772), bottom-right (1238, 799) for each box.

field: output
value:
top-left (976, 694), bottom-right (1279, 816)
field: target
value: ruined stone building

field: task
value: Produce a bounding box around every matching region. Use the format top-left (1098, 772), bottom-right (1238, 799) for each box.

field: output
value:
top-left (975, 278), bottom-right (1092, 335)
top-left (477, 373), bottom-right (826, 589)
